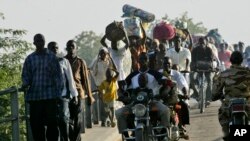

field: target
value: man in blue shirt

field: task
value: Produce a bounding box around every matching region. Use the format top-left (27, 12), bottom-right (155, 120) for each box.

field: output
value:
top-left (21, 34), bottom-right (63, 141)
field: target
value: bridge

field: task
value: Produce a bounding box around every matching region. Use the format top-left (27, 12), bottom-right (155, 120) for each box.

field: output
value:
top-left (0, 86), bottom-right (224, 141)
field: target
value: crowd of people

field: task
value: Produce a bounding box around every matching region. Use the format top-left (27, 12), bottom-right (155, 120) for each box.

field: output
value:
top-left (20, 18), bottom-right (250, 141)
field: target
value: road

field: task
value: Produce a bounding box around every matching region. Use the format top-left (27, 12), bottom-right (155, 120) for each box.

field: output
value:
top-left (81, 99), bottom-right (224, 141)
top-left (179, 99), bottom-right (224, 141)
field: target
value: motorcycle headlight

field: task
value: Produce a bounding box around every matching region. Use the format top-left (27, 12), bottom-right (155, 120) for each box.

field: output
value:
top-left (133, 104), bottom-right (146, 117)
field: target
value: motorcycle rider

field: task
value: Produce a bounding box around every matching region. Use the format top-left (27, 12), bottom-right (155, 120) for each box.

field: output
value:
top-left (159, 56), bottom-right (190, 139)
top-left (212, 51), bottom-right (250, 141)
top-left (115, 52), bottom-right (170, 140)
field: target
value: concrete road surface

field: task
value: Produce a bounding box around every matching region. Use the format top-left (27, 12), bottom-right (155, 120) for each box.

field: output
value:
top-left (81, 99), bottom-right (224, 141)
top-left (180, 100), bottom-right (224, 141)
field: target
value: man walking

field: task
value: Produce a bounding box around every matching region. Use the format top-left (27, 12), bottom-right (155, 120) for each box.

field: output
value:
top-left (21, 34), bottom-right (63, 141)
top-left (65, 40), bottom-right (95, 141)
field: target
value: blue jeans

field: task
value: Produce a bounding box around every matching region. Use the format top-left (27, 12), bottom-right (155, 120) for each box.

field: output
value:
top-left (58, 97), bottom-right (70, 141)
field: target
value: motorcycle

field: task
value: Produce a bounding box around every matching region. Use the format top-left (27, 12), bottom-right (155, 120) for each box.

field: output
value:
top-left (228, 98), bottom-right (249, 127)
top-left (163, 94), bottom-right (189, 141)
top-left (122, 90), bottom-right (168, 141)
top-left (159, 81), bottom-right (189, 141)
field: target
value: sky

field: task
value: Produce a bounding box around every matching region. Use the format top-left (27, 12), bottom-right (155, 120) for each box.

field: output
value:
top-left (1, 0), bottom-right (250, 50)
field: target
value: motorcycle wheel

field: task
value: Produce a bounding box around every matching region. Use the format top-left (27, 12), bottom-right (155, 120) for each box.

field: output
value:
top-left (135, 129), bottom-right (144, 141)
top-left (233, 114), bottom-right (246, 125)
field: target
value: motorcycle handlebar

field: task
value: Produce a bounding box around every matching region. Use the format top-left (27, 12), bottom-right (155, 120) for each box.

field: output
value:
top-left (179, 70), bottom-right (190, 73)
top-left (193, 69), bottom-right (219, 73)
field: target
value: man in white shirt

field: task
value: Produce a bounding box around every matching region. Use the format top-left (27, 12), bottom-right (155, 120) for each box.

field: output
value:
top-left (166, 36), bottom-right (191, 71)
top-left (159, 57), bottom-right (189, 96)
top-left (115, 52), bottom-right (170, 138)
top-left (48, 41), bottom-right (78, 141)
top-left (159, 56), bottom-right (190, 139)
top-left (166, 36), bottom-right (191, 84)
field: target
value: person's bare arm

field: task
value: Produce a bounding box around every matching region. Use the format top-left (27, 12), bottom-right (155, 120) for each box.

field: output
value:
top-left (100, 35), bottom-right (108, 48)
top-left (186, 29), bottom-right (193, 51)
top-left (107, 53), bottom-right (118, 71)
top-left (112, 68), bottom-right (120, 79)
top-left (185, 58), bottom-right (190, 71)
top-left (140, 21), bottom-right (147, 45)
top-left (123, 33), bottom-right (130, 49)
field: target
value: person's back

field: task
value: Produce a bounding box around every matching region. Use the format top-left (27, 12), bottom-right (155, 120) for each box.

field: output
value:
top-left (131, 73), bottom-right (154, 100)
top-left (213, 65), bottom-right (250, 100)
top-left (212, 51), bottom-right (250, 140)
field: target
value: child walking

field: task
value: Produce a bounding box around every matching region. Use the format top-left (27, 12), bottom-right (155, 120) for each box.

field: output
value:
top-left (98, 68), bottom-right (119, 127)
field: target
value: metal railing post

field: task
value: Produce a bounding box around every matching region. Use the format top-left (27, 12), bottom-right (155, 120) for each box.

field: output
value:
top-left (10, 87), bottom-right (20, 141)
top-left (22, 89), bottom-right (33, 141)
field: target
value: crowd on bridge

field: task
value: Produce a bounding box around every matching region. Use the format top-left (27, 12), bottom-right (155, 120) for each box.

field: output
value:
top-left (20, 4), bottom-right (250, 141)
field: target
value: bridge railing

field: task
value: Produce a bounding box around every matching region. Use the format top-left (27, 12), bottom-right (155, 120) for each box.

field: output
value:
top-left (0, 86), bottom-right (33, 141)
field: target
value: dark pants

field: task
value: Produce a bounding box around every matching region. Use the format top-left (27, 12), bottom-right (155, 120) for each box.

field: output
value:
top-left (85, 98), bottom-right (92, 128)
top-left (29, 99), bottom-right (59, 141)
top-left (100, 100), bottom-right (107, 123)
top-left (198, 72), bottom-right (212, 101)
top-left (58, 97), bottom-right (70, 141)
top-left (177, 100), bottom-right (190, 125)
top-left (69, 98), bottom-right (85, 141)
top-left (92, 92), bottom-right (99, 124)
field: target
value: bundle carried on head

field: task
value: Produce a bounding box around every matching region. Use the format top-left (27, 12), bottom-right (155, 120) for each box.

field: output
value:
top-left (175, 28), bottom-right (189, 41)
top-left (206, 29), bottom-right (223, 45)
top-left (105, 21), bottom-right (125, 42)
top-left (122, 4), bottom-right (155, 23)
top-left (153, 21), bottom-right (176, 41)
top-left (123, 17), bottom-right (142, 38)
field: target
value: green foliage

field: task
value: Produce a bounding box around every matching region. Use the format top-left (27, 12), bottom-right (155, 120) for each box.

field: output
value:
top-left (74, 31), bottom-right (103, 65)
top-left (162, 11), bottom-right (208, 34)
top-left (0, 12), bottom-right (4, 20)
top-left (0, 12), bottom-right (32, 141)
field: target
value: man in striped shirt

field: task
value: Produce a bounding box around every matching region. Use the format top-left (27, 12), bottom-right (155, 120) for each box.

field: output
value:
top-left (21, 34), bottom-right (63, 141)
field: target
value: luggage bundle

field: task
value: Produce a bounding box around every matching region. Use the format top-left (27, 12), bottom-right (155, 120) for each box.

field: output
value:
top-left (122, 4), bottom-right (155, 23)
top-left (123, 17), bottom-right (142, 38)
top-left (122, 4), bottom-right (155, 38)
top-left (105, 21), bottom-right (125, 41)
top-left (175, 28), bottom-right (189, 41)
top-left (206, 29), bottom-right (223, 45)
top-left (153, 21), bottom-right (176, 41)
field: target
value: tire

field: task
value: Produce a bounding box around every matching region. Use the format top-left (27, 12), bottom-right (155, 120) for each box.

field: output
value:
top-left (233, 114), bottom-right (246, 125)
top-left (199, 86), bottom-right (205, 113)
top-left (135, 129), bottom-right (144, 141)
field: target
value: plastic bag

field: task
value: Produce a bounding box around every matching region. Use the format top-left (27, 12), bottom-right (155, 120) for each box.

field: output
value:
top-left (124, 17), bottom-right (142, 38)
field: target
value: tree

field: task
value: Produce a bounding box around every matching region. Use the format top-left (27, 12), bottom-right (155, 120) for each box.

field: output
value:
top-left (175, 12), bottom-right (207, 34)
top-left (74, 31), bottom-right (103, 66)
top-left (0, 12), bottom-right (33, 141)
top-left (162, 11), bottom-right (208, 35)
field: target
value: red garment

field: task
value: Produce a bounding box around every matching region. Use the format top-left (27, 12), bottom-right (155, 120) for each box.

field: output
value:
top-left (130, 45), bottom-right (147, 71)
top-left (218, 51), bottom-right (231, 69)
